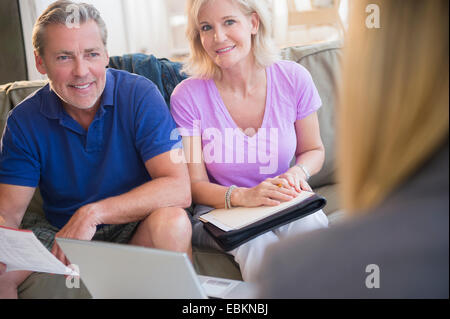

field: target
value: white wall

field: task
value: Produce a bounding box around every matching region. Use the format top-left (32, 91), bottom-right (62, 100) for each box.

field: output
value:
top-left (19, 0), bottom-right (348, 80)
top-left (123, 0), bottom-right (171, 56)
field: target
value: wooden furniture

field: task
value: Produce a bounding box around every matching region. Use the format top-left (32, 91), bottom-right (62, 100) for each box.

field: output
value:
top-left (287, 0), bottom-right (344, 38)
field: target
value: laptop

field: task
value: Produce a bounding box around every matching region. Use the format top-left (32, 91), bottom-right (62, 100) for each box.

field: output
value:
top-left (56, 238), bottom-right (256, 299)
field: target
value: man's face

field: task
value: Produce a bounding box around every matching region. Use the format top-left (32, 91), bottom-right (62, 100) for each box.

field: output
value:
top-left (35, 20), bottom-right (109, 111)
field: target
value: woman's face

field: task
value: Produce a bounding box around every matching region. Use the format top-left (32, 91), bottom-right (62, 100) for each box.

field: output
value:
top-left (197, 0), bottom-right (259, 71)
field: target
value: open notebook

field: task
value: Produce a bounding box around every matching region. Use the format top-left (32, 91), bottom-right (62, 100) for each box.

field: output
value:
top-left (200, 191), bottom-right (316, 231)
top-left (199, 191), bottom-right (327, 251)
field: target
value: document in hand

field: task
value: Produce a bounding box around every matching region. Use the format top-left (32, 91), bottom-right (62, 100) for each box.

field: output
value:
top-left (0, 226), bottom-right (78, 276)
top-left (199, 191), bottom-right (326, 251)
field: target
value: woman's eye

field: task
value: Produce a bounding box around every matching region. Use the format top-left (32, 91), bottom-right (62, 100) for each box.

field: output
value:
top-left (201, 25), bottom-right (212, 32)
top-left (225, 19), bottom-right (236, 26)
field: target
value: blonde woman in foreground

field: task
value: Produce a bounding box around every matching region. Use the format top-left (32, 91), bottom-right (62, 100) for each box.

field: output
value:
top-left (257, 0), bottom-right (449, 298)
top-left (170, 0), bottom-right (328, 282)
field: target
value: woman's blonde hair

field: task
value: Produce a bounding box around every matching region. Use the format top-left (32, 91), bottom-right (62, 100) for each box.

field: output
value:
top-left (183, 0), bottom-right (280, 79)
top-left (338, 0), bottom-right (449, 214)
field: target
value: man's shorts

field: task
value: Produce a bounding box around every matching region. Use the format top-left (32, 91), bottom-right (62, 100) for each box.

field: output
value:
top-left (20, 211), bottom-right (140, 251)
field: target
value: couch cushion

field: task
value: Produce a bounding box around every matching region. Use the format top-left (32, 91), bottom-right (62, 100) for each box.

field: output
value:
top-left (314, 183), bottom-right (339, 215)
top-left (192, 247), bottom-right (242, 280)
top-left (281, 41), bottom-right (343, 189)
top-left (0, 80), bottom-right (48, 136)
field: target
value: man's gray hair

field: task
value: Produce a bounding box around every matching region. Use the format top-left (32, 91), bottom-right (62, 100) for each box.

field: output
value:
top-left (32, 0), bottom-right (107, 56)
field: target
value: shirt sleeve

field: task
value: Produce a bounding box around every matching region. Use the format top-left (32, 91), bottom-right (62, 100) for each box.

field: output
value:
top-left (294, 64), bottom-right (322, 120)
top-left (0, 114), bottom-right (40, 187)
top-left (170, 80), bottom-right (202, 137)
top-left (133, 79), bottom-right (182, 163)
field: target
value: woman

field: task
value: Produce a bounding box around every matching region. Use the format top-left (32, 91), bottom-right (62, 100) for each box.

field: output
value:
top-left (170, 0), bottom-right (328, 281)
top-left (257, 0), bottom-right (449, 298)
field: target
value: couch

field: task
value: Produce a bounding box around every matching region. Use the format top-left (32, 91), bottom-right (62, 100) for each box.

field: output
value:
top-left (0, 40), bottom-right (343, 283)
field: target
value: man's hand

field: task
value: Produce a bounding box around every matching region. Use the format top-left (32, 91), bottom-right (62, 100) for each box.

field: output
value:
top-left (0, 263), bottom-right (7, 276)
top-left (51, 203), bottom-right (103, 264)
top-left (0, 279), bottom-right (18, 299)
top-left (0, 215), bottom-right (6, 275)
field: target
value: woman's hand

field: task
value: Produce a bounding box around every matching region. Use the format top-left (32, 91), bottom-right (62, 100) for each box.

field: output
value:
top-left (278, 167), bottom-right (313, 192)
top-left (232, 177), bottom-right (299, 208)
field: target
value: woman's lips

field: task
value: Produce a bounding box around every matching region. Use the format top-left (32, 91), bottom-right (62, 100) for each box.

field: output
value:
top-left (216, 45), bottom-right (236, 54)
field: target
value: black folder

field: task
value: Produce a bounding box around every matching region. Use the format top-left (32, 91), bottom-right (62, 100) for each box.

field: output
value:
top-left (202, 194), bottom-right (327, 251)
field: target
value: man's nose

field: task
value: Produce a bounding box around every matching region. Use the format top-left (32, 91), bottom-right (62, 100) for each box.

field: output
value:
top-left (73, 57), bottom-right (89, 77)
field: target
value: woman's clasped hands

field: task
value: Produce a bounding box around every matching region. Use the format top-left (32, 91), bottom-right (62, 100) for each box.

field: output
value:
top-left (232, 169), bottom-right (312, 208)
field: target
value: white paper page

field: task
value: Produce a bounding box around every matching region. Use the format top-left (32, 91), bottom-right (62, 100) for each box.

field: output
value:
top-left (198, 215), bottom-right (234, 232)
top-left (200, 191), bottom-right (314, 231)
top-left (0, 226), bottom-right (78, 276)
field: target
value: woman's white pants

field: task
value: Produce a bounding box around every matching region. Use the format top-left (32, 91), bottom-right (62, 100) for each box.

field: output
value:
top-left (228, 210), bottom-right (329, 282)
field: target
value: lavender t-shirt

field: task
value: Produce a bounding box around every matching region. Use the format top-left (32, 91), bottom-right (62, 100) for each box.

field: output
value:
top-left (170, 60), bottom-right (321, 188)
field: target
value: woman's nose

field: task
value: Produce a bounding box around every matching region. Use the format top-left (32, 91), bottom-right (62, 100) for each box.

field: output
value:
top-left (214, 27), bottom-right (227, 42)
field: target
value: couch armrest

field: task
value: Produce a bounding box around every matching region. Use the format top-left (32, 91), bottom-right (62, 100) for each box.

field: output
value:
top-left (0, 80), bottom-right (48, 133)
top-left (0, 80), bottom-right (48, 218)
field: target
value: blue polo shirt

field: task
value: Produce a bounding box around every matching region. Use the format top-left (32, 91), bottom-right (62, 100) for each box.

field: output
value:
top-left (0, 69), bottom-right (181, 229)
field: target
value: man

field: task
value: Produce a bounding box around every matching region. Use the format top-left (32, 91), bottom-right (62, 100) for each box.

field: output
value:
top-left (0, 0), bottom-right (192, 298)
top-left (0, 216), bottom-right (5, 275)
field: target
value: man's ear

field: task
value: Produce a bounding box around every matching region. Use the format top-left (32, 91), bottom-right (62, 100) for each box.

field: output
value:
top-left (105, 51), bottom-right (110, 68)
top-left (34, 51), bottom-right (47, 75)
